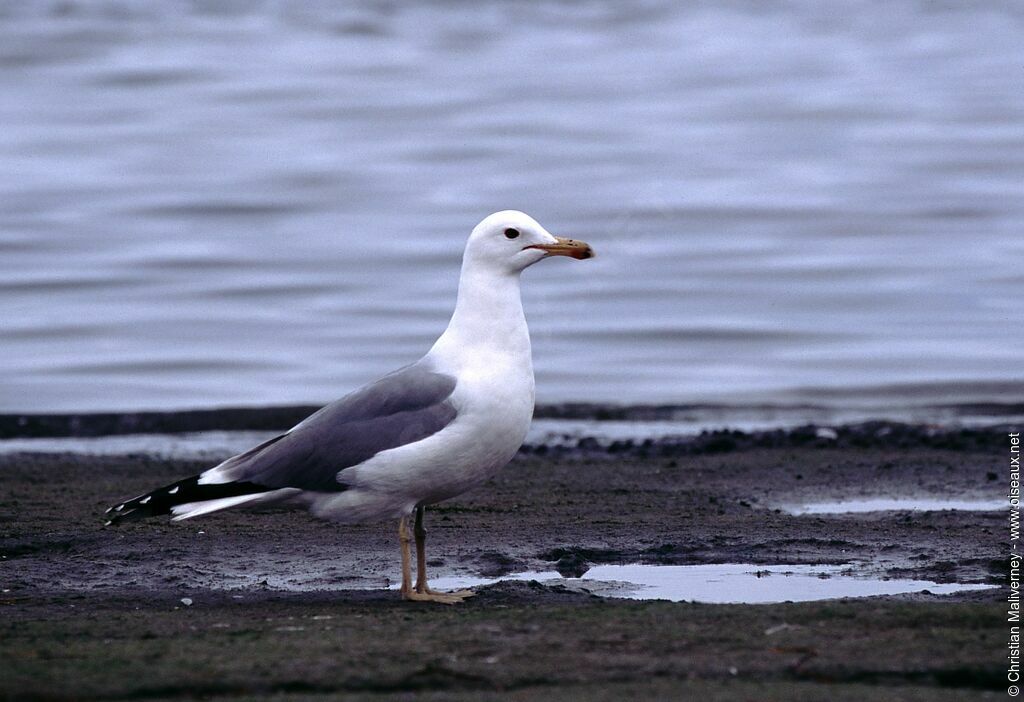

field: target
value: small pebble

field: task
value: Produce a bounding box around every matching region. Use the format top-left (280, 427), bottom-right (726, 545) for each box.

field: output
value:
top-left (180, 597), bottom-right (193, 606)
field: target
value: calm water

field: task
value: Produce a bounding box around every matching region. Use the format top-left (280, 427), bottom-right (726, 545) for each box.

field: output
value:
top-left (421, 564), bottom-right (995, 604)
top-left (1, 1), bottom-right (1021, 413)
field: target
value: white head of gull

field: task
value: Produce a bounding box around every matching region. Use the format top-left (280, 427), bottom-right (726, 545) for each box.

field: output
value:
top-left (106, 210), bottom-right (593, 603)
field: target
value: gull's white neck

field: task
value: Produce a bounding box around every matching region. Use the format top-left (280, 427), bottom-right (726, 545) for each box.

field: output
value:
top-left (428, 261), bottom-right (532, 372)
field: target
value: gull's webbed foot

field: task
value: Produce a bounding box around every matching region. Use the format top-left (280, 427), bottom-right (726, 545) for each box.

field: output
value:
top-left (416, 582), bottom-right (475, 600)
top-left (401, 588), bottom-right (475, 605)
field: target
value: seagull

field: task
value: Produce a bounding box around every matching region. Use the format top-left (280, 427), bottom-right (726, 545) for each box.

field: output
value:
top-left (105, 211), bottom-right (593, 603)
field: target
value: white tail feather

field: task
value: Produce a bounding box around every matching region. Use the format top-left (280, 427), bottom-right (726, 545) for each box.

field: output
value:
top-left (169, 491), bottom-right (287, 521)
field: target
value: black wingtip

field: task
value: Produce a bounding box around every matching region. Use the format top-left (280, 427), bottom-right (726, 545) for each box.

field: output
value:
top-left (104, 475), bottom-right (271, 525)
top-left (104, 477), bottom-right (194, 526)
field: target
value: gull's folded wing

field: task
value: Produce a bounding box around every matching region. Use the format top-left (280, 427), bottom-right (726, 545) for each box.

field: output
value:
top-left (206, 361), bottom-right (458, 491)
top-left (105, 361), bottom-right (457, 522)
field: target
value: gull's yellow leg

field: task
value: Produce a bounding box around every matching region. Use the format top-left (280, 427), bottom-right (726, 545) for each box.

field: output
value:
top-left (398, 507), bottom-right (474, 604)
top-left (414, 505), bottom-right (474, 600)
top-left (414, 505), bottom-right (430, 593)
top-left (398, 515), bottom-right (414, 599)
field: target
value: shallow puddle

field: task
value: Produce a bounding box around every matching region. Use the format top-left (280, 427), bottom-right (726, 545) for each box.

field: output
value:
top-left (423, 563), bottom-right (995, 604)
top-left (784, 498), bottom-right (1006, 515)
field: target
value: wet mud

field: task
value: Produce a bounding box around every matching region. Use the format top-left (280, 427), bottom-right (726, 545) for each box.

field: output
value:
top-left (0, 423), bottom-right (1009, 700)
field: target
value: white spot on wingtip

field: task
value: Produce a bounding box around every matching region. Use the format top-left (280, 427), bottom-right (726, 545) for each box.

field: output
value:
top-left (115, 504), bottom-right (125, 511)
top-left (168, 486), bottom-right (179, 495)
top-left (140, 496), bottom-right (151, 505)
top-left (104, 520), bottom-right (112, 526)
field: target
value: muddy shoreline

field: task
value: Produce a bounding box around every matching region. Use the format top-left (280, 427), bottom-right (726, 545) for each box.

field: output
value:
top-left (3, 402), bottom-right (1020, 438)
top-left (0, 422), bottom-right (1010, 699)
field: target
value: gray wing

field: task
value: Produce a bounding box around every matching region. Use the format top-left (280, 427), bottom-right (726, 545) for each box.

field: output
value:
top-left (210, 361), bottom-right (457, 492)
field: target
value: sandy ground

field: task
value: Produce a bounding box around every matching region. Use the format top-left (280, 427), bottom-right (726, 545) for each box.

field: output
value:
top-left (0, 423), bottom-right (1009, 700)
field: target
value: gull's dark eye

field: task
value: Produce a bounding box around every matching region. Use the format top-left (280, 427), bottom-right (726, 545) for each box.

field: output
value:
top-left (504, 228), bottom-right (520, 239)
